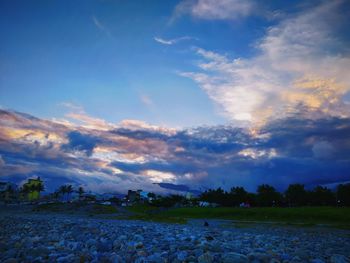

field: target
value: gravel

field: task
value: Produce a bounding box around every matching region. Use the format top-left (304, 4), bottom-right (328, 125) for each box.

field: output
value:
top-left (0, 213), bottom-right (349, 263)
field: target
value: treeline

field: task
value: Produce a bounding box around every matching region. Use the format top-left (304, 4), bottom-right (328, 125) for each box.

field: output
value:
top-left (198, 183), bottom-right (350, 207)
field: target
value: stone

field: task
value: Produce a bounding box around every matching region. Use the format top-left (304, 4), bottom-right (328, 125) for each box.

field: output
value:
top-left (118, 235), bottom-right (127, 241)
top-left (147, 253), bottom-right (164, 263)
top-left (222, 231), bottom-right (232, 238)
top-left (330, 254), bottom-right (349, 263)
top-left (3, 258), bottom-right (18, 263)
top-left (111, 254), bottom-right (124, 263)
top-left (198, 252), bottom-right (214, 263)
top-left (177, 250), bottom-right (188, 261)
top-left (222, 252), bottom-right (248, 263)
top-left (205, 236), bottom-right (214, 241)
top-left (248, 252), bottom-right (271, 263)
top-left (113, 240), bottom-right (121, 250)
top-left (86, 239), bottom-right (97, 248)
top-left (135, 242), bottom-right (144, 249)
top-left (134, 234), bottom-right (144, 242)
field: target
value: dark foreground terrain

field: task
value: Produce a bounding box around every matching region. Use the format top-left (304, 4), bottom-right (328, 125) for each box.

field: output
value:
top-left (0, 207), bottom-right (350, 263)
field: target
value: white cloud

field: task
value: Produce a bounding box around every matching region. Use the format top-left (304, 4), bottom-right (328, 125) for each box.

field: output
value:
top-left (60, 102), bottom-right (116, 131)
top-left (173, 0), bottom-right (256, 21)
top-left (180, 1), bottom-right (350, 125)
top-left (141, 170), bottom-right (177, 183)
top-left (118, 119), bottom-right (176, 135)
top-left (154, 36), bottom-right (196, 45)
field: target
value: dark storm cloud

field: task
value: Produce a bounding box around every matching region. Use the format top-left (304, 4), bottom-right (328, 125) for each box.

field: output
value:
top-left (62, 131), bottom-right (100, 156)
top-left (1, 109), bottom-right (350, 193)
top-left (260, 117), bottom-right (350, 159)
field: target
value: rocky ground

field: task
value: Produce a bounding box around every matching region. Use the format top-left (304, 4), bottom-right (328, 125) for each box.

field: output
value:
top-left (0, 212), bottom-right (349, 263)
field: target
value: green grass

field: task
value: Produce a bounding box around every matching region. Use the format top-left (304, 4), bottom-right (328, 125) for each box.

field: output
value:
top-left (125, 204), bottom-right (159, 214)
top-left (125, 204), bottom-right (185, 224)
top-left (91, 204), bottom-right (118, 214)
top-left (161, 206), bottom-right (350, 225)
top-left (124, 205), bottom-right (350, 227)
top-left (33, 202), bottom-right (117, 215)
top-left (127, 214), bottom-right (187, 224)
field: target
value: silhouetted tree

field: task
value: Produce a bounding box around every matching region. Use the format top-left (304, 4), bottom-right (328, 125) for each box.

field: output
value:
top-left (58, 185), bottom-right (67, 199)
top-left (309, 186), bottom-right (335, 206)
top-left (336, 183), bottom-right (350, 206)
top-left (153, 194), bottom-right (186, 207)
top-left (200, 187), bottom-right (229, 206)
top-left (20, 184), bottom-right (30, 197)
top-left (58, 185), bottom-right (73, 202)
top-left (66, 185), bottom-right (73, 201)
top-left (147, 192), bottom-right (156, 199)
top-left (229, 186), bottom-right (248, 206)
top-left (78, 186), bottom-right (85, 199)
top-left (36, 181), bottom-right (44, 196)
top-left (256, 184), bottom-right (282, 207)
top-left (285, 184), bottom-right (307, 206)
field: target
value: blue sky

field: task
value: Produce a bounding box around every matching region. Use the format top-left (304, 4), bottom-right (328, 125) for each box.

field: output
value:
top-left (2, 0), bottom-right (336, 128)
top-left (0, 0), bottom-right (350, 193)
top-left (1, 0), bottom-right (233, 127)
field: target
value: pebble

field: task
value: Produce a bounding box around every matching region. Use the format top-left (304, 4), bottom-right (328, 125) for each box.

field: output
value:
top-left (198, 252), bottom-right (214, 263)
top-left (0, 213), bottom-right (349, 263)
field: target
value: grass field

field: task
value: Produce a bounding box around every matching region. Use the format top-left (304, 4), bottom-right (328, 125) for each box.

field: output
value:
top-left (34, 202), bottom-right (118, 215)
top-left (126, 205), bottom-right (350, 227)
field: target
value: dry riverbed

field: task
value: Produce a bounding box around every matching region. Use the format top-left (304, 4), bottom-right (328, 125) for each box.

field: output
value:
top-left (0, 209), bottom-right (350, 263)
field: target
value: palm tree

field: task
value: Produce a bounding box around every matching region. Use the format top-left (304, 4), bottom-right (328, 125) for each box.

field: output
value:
top-left (78, 186), bottom-right (85, 200)
top-left (53, 191), bottom-right (60, 200)
top-left (58, 185), bottom-right (67, 201)
top-left (66, 185), bottom-right (73, 202)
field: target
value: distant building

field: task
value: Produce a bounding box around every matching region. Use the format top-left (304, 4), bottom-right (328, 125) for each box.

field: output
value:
top-left (127, 190), bottom-right (141, 203)
top-left (199, 201), bottom-right (219, 207)
top-left (125, 189), bottom-right (152, 204)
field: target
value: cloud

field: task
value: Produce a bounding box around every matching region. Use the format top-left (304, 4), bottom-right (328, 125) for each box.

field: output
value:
top-left (59, 102), bottom-right (84, 112)
top-left (172, 0), bottom-right (256, 21)
top-left (312, 141), bottom-right (335, 159)
top-left (139, 94), bottom-right (154, 107)
top-left (60, 102), bottom-right (115, 130)
top-left (62, 131), bottom-right (100, 156)
top-left (154, 36), bottom-right (196, 45)
top-left (92, 15), bottom-right (112, 37)
top-left (1, 109), bottom-right (350, 193)
top-left (180, 1), bottom-right (350, 124)
top-left (0, 155), bottom-right (5, 167)
top-left (66, 112), bottom-right (113, 130)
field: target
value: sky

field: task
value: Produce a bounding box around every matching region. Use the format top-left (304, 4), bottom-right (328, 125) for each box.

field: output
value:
top-left (0, 0), bottom-right (350, 194)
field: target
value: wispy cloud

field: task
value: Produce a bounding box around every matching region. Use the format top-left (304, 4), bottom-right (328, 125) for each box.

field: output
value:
top-left (92, 15), bottom-right (112, 37)
top-left (172, 0), bottom-right (256, 21)
top-left (154, 36), bottom-right (196, 45)
top-left (139, 94), bottom-right (154, 107)
top-left (60, 102), bottom-right (115, 131)
top-left (180, 1), bottom-right (350, 125)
